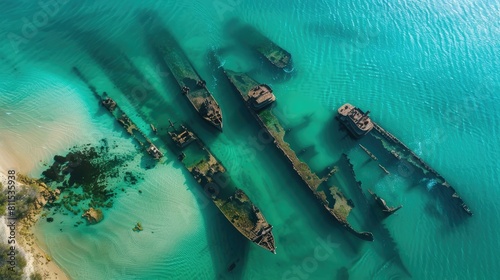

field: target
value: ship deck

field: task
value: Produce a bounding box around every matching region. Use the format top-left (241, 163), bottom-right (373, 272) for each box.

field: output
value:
top-left (168, 124), bottom-right (276, 251)
top-left (152, 27), bottom-right (218, 112)
top-left (231, 21), bottom-right (292, 69)
top-left (224, 70), bottom-right (373, 241)
top-left (73, 65), bottom-right (275, 253)
top-left (368, 122), bottom-right (472, 216)
top-left (73, 67), bottom-right (160, 160)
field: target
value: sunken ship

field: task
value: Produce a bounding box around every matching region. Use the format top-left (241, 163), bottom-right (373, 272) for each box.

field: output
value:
top-left (73, 65), bottom-right (275, 253)
top-left (73, 67), bottom-right (163, 160)
top-left (167, 121), bottom-right (276, 253)
top-left (221, 68), bottom-right (373, 241)
top-left (337, 103), bottom-right (374, 138)
top-left (337, 103), bottom-right (472, 216)
top-left (145, 20), bottom-right (223, 131)
top-left (228, 19), bottom-right (293, 70)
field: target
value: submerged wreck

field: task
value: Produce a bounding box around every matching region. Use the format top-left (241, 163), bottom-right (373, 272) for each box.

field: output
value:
top-left (167, 122), bottom-right (276, 253)
top-left (337, 104), bottom-right (473, 216)
top-left (368, 190), bottom-right (402, 215)
top-left (223, 69), bottom-right (373, 241)
top-left (338, 103), bottom-right (374, 138)
top-left (73, 66), bottom-right (275, 253)
top-left (73, 67), bottom-right (163, 160)
top-left (146, 23), bottom-right (223, 131)
top-left (228, 20), bottom-right (293, 71)
top-left (372, 122), bottom-right (472, 216)
top-left (341, 154), bottom-right (412, 277)
top-left (359, 144), bottom-right (377, 161)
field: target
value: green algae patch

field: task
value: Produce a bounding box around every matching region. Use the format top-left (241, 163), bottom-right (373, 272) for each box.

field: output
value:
top-left (40, 140), bottom-right (140, 225)
top-left (214, 197), bottom-right (256, 230)
top-left (330, 187), bottom-right (353, 222)
top-left (259, 109), bottom-right (324, 190)
top-left (258, 110), bottom-right (276, 127)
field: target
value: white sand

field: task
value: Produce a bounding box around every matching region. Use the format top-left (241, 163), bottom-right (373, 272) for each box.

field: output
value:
top-left (0, 76), bottom-right (101, 279)
top-left (0, 83), bottom-right (99, 174)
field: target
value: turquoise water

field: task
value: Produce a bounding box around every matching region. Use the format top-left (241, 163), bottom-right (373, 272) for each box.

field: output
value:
top-left (1, 0), bottom-right (499, 279)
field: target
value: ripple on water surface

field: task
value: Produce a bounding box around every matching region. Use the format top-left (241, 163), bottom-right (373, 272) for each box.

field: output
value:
top-left (35, 158), bottom-right (215, 279)
top-left (0, 71), bottom-right (103, 174)
top-left (1, 0), bottom-right (499, 279)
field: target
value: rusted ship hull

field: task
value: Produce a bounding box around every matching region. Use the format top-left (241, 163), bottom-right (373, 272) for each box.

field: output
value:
top-left (337, 104), bottom-right (373, 138)
top-left (145, 20), bottom-right (223, 131)
top-left (338, 117), bottom-right (371, 138)
top-left (370, 122), bottom-right (472, 216)
top-left (167, 123), bottom-right (276, 253)
top-left (223, 69), bottom-right (373, 241)
top-left (342, 154), bottom-right (411, 277)
top-left (335, 102), bottom-right (473, 217)
top-left (368, 190), bottom-right (402, 215)
top-left (73, 66), bottom-right (275, 253)
top-left (228, 20), bottom-right (293, 71)
top-left (72, 67), bottom-right (163, 160)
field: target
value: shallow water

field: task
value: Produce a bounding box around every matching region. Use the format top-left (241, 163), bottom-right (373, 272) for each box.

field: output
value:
top-left (1, 0), bottom-right (499, 279)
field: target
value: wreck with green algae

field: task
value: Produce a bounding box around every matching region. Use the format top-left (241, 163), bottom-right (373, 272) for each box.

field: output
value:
top-left (336, 103), bottom-right (473, 217)
top-left (72, 66), bottom-right (276, 253)
top-left (145, 21), bottom-right (223, 131)
top-left (166, 121), bottom-right (276, 253)
top-left (73, 67), bottom-right (163, 160)
top-left (228, 19), bottom-right (293, 71)
top-left (370, 121), bottom-right (473, 216)
top-left (222, 69), bottom-right (373, 241)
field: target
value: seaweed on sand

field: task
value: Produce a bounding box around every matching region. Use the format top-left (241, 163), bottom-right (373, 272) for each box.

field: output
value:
top-left (41, 139), bottom-right (139, 219)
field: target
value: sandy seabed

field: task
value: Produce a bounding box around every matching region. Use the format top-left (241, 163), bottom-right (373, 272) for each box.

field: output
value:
top-left (0, 83), bottom-right (99, 279)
